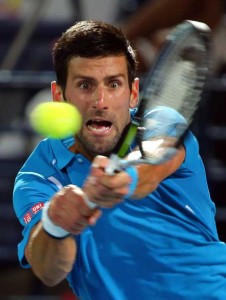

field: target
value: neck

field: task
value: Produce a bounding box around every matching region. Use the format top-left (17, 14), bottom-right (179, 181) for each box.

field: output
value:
top-left (69, 142), bottom-right (95, 162)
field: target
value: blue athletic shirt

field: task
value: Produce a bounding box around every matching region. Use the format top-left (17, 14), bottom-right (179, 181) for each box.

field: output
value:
top-left (13, 107), bottom-right (226, 300)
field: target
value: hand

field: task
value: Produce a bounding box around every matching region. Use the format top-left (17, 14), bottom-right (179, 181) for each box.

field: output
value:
top-left (48, 185), bottom-right (102, 235)
top-left (83, 156), bottom-right (132, 208)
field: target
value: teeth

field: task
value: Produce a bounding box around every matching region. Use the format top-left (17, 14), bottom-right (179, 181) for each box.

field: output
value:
top-left (87, 125), bottom-right (110, 132)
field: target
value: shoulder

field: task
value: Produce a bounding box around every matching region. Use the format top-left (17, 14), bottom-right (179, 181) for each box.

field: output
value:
top-left (19, 137), bottom-right (75, 173)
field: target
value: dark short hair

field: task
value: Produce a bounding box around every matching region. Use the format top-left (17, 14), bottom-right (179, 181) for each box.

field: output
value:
top-left (52, 20), bottom-right (137, 91)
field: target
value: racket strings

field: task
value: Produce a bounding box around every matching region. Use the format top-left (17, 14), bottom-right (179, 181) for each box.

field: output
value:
top-left (142, 40), bottom-right (208, 125)
top-left (155, 60), bottom-right (196, 110)
top-left (137, 32), bottom-right (210, 162)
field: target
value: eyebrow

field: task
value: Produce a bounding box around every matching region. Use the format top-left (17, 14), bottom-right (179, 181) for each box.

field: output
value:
top-left (72, 73), bottom-right (126, 82)
top-left (106, 74), bottom-right (126, 80)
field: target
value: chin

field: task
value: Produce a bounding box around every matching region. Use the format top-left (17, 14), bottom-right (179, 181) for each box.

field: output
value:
top-left (78, 131), bottom-right (119, 155)
top-left (91, 145), bottom-right (114, 156)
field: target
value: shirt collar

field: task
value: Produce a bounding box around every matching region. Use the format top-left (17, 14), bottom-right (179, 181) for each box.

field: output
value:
top-left (48, 136), bottom-right (76, 170)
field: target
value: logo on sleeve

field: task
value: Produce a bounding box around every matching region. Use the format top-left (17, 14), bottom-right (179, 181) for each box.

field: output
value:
top-left (31, 202), bottom-right (44, 214)
top-left (23, 212), bottom-right (32, 224)
top-left (23, 202), bottom-right (44, 224)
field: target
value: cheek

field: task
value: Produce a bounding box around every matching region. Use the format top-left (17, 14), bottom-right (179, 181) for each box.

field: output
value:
top-left (67, 100), bottom-right (85, 114)
top-left (112, 95), bottom-right (132, 122)
top-left (112, 89), bottom-right (131, 107)
top-left (116, 102), bottom-right (131, 123)
top-left (66, 90), bottom-right (87, 111)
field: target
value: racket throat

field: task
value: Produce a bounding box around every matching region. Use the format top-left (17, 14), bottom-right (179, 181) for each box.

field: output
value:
top-left (117, 123), bottom-right (139, 158)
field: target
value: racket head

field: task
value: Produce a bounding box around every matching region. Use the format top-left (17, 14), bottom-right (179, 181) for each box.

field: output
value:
top-left (140, 20), bottom-right (211, 119)
top-left (107, 20), bottom-right (212, 172)
top-left (131, 20), bottom-right (212, 165)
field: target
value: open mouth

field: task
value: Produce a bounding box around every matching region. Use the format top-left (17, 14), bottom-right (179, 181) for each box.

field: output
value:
top-left (86, 119), bottom-right (112, 133)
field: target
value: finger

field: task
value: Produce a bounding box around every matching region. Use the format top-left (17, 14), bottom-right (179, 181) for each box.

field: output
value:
top-left (99, 171), bottom-right (131, 189)
top-left (88, 156), bottom-right (107, 180)
top-left (50, 191), bottom-right (97, 225)
top-left (92, 155), bottom-right (109, 169)
top-left (93, 187), bottom-right (129, 201)
top-left (53, 209), bottom-right (89, 230)
top-left (88, 209), bottom-right (102, 225)
top-left (69, 221), bottom-right (88, 234)
top-left (64, 185), bottom-right (96, 215)
top-left (56, 207), bottom-right (101, 233)
top-left (69, 209), bottom-right (102, 233)
top-left (93, 182), bottom-right (130, 201)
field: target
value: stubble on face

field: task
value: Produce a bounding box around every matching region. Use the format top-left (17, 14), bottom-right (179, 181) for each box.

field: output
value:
top-left (76, 114), bottom-right (126, 158)
top-left (64, 56), bottom-right (136, 159)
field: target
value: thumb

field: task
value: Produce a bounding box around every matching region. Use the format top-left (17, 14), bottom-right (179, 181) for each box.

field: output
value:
top-left (89, 155), bottom-right (109, 177)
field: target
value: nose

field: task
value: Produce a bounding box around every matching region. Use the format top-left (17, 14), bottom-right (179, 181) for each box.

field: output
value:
top-left (92, 86), bottom-right (108, 110)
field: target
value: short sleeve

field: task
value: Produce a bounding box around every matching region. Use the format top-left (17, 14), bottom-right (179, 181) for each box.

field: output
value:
top-left (13, 172), bottom-right (60, 267)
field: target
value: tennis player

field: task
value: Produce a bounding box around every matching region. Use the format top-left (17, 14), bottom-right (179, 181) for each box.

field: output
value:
top-left (13, 20), bottom-right (226, 299)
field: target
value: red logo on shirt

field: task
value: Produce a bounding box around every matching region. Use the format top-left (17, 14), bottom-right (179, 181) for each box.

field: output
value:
top-left (23, 202), bottom-right (44, 224)
top-left (23, 212), bottom-right (32, 224)
top-left (31, 202), bottom-right (44, 214)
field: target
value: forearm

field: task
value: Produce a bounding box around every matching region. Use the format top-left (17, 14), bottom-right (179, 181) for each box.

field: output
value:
top-left (122, 0), bottom-right (222, 40)
top-left (122, 0), bottom-right (195, 40)
top-left (131, 146), bottom-right (185, 199)
top-left (25, 221), bottom-right (76, 286)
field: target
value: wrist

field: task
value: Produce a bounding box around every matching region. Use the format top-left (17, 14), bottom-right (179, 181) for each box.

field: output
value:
top-left (125, 166), bottom-right (138, 198)
top-left (41, 201), bottom-right (70, 239)
top-left (82, 193), bottom-right (97, 209)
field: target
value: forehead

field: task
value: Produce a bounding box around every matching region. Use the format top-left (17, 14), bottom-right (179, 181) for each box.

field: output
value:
top-left (67, 55), bottom-right (128, 78)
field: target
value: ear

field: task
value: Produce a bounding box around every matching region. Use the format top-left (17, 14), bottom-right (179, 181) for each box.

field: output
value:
top-left (129, 78), bottom-right (139, 109)
top-left (51, 81), bottom-right (64, 102)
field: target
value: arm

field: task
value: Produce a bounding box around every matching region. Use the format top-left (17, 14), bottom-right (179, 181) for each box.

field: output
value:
top-left (83, 145), bottom-right (185, 206)
top-left (25, 185), bottom-right (102, 286)
top-left (25, 222), bottom-right (76, 286)
top-left (122, 0), bottom-right (223, 40)
top-left (132, 145), bottom-right (185, 198)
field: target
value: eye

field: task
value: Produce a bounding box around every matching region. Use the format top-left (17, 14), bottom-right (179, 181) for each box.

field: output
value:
top-left (109, 81), bottom-right (121, 89)
top-left (79, 81), bottom-right (92, 90)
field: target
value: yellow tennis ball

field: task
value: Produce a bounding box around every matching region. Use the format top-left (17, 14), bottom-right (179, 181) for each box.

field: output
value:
top-left (30, 102), bottom-right (82, 139)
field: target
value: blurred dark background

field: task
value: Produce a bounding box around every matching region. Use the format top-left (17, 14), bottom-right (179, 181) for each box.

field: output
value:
top-left (0, 0), bottom-right (226, 299)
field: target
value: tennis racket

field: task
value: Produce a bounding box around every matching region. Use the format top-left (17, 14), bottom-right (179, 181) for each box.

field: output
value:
top-left (84, 20), bottom-right (211, 209)
top-left (105, 20), bottom-right (212, 174)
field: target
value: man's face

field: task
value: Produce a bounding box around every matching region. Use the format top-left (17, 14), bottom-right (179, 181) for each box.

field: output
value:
top-left (53, 55), bottom-right (139, 158)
